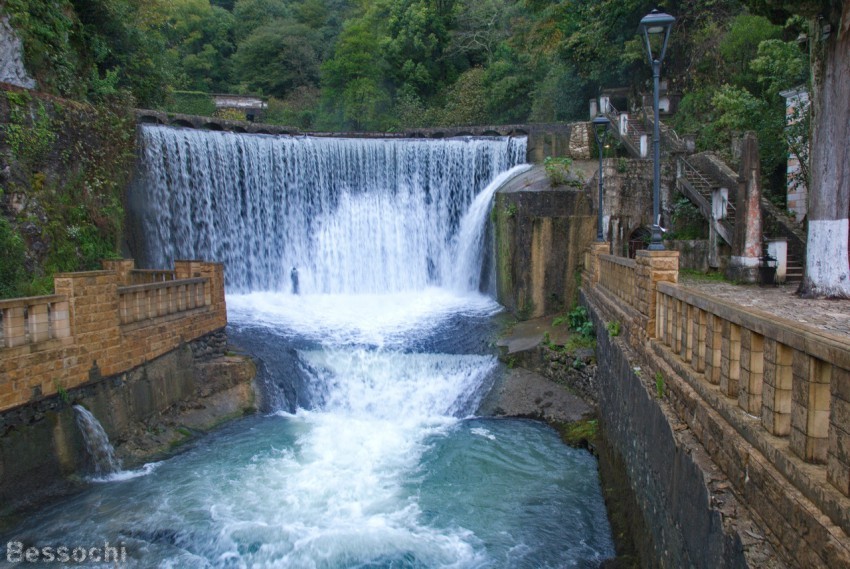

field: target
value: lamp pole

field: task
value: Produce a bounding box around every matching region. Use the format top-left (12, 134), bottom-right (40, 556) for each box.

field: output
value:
top-left (592, 115), bottom-right (611, 242)
top-left (639, 8), bottom-right (675, 251)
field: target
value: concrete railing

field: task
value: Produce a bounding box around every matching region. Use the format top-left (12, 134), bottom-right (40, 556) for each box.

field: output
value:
top-left (598, 254), bottom-right (638, 312)
top-left (584, 243), bottom-right (850, 565)
top-left (0, 259), bottom-right (226, 412)
top-left (0, 296), bottom-right (71, 348)
top-left (118, 278), bottom-right (207, 325)
top-left (655, 282), bottom-right (850, 494)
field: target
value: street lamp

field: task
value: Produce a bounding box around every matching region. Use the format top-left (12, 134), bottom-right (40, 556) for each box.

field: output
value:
top-left (639, 8), bottom-right (675, 251)
top-left (592, 115), bottom-right (611, 242)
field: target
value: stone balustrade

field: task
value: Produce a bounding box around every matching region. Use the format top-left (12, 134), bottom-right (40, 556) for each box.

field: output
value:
top-left (118, 278), bottom-right (207, 325)
top-left (0, 259), bottom-right (226, 412)
top-left (585, 243), bottom-right (850, 566)
top-left (655, 282), bottom-right (850, 497)
top-left (0, 295), bottom-right (71, 348)
top-left (597, 254), bottom-right (638, 312)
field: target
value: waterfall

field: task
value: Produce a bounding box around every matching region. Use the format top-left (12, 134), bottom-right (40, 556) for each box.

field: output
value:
top-left (73, 405), bottom-right (122, 477)
top-left (131, 127), bottom-right (527, 294)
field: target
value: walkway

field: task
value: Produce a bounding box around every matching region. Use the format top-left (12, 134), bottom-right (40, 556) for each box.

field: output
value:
top-left (679, 276), bottom-right (850, 338)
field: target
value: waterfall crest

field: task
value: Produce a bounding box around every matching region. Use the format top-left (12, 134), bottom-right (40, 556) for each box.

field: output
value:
top-left (132, 127), bottom-right (526, 294)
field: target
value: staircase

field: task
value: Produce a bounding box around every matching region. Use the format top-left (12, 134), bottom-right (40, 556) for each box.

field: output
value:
top-left (676, 156), bottom-right (735, 245)
top-left (601, 101), bottom-right (648, 159)
top-left (595, 91), bottom-right (807, 283)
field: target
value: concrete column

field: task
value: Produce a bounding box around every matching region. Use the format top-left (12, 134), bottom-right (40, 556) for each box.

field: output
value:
top-left (691, 308), bottom-right (707, 372)
top-left (705, 314), bottom-right (722, 385)
top-left (3, 306), bottom-right (26, 347)
top-left (726, 132), bottom-right (763, 282)
top-left (790, 354), bottom-right (831, 463)
top-left (102, 259), bottom-right (136, 285)
top-left (720, 320), bottom-right (741, 398)
top-left (739, 330), bottom-right (764, 414)
top-left (828, 366), bottom-right (850, 496)
top-left (585, 242), bottom-right (609, 285)
top-left (762, 339), bottom-right (793, 436)
top-left (635, 250), bottom-right (679, 339)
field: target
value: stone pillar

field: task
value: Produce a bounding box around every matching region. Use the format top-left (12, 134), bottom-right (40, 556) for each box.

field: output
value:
top-left (790, 353), bottom-right (831, 463)
top-left (102, 259), bottom-right (136, 285)
top-left (585, 242), bottom-right (610, 285)
top-left (762, 339), bottom-right (793, 436)
top-left (52, 270), bottom-right (121, 381)
top-left (726, 132), bottom-right (763, 282)
top-left (635, 250), bottom-right (679, 339)
top-left (828, 366), bottom-right (850, 496)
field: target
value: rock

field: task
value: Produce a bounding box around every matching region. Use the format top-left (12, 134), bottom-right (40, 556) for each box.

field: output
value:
top-left (477, 367), bottom-right (593, 423)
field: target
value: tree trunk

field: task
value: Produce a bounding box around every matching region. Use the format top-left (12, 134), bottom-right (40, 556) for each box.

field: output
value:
top-left (800, 1), bottom-right (850, 298)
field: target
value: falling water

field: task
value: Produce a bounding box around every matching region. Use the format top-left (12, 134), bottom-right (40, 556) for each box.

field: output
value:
top-left (3, 128), bottom-right (614, 567)
top-left (132, 127), bottom-right (527, 294)
top-left (73, 405), bottom-right (122, 477)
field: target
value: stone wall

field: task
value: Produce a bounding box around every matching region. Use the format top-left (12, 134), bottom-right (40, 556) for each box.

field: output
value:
top-left (0, 259), bottom-right (226, 412)
top-left (493, 165), bottom-right (595, 319)
top-left (584, 244), bottom-right (850, 567)
top-left (0, 331), bottom-right (256, 515)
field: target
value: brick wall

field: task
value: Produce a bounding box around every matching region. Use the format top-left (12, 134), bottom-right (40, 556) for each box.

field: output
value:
top-left (0, 260), bottom-right (226, 412)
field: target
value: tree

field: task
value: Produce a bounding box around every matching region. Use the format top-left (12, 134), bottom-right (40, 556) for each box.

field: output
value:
top-left (155, 0), bottom-right (236, 92)
top-left (233, 22), bottom-right (321, 97)
top-left (746, 0), bottom-right (849, 298)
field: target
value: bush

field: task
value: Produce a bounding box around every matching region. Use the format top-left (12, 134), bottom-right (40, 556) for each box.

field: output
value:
top-left (164, 91), bottom-right (216, 116)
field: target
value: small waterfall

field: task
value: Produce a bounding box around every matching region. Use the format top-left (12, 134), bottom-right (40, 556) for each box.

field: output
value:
top-left (131, 127), bottom-right (527, 294)
top-left (73, 405), bottom-right (122, 477)
top-left (445, 164), bottom-right (530, 291)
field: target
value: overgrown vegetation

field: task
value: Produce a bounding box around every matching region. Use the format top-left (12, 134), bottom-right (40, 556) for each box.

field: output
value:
top-left (0, 89), bottom-right (135, 297)
top-left (554, 418), bottom-right (599, 448)
top-left (1, 0), bottom-right (811, 171)
top-left (543, 156), bottom-right (584, 189)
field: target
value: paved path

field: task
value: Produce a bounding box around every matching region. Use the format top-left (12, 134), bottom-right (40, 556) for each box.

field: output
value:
top-left (679, 277), bottom-right (850, 338)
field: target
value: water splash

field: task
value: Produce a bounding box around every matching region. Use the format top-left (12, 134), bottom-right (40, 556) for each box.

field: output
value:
top-left (132, 127), bottom-right (526, 294)
top-left (73, 405), bottom-right (122, 477)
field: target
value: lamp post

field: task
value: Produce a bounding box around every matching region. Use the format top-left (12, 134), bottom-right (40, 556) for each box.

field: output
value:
top-left (639, 8), bottom-right (675, 251)
top-left (592, 115), bottom-right (611, 242)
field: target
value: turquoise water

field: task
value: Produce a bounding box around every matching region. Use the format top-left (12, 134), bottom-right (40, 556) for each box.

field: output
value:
top-left (3, 293), bottom-right (614, 568)
top-left (3, 130), bottom-right (614, 567)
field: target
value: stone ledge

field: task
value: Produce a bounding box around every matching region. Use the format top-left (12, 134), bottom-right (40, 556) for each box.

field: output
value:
top-left (652, 340), bottom-right (850, 559)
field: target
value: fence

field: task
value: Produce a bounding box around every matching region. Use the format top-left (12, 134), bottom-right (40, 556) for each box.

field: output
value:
top-left (0, 260), bottom-right (226, 412)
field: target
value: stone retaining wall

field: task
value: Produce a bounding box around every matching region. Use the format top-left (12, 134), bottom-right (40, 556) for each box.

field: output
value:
top-left (584, 244), bottom-right (850, 567)
top-left (0, 259), bottom-right (226, 412)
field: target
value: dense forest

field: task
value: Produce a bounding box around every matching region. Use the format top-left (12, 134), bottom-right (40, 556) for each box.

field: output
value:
top-left (0, 0), bottom-right (819, 297)
top-left (5, 1), bottom-right (806, 136)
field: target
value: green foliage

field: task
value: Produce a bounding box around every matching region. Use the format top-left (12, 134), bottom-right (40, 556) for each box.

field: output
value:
top-left (265, 88), bottom-right (320, 129)
top-left (2, 93), bottom-right (57, 167)
top-left (655, 371), bottom-right (665, 399)
top-left (606, 321), bottom-right (621, 337)
top-left (164, 91), bottom-right (216, 116)
top-left (0, 90), bottom-right (135, 298)
top-left (567, 306), bottom-right (594, 339)
top-left (234, 22), bottom-right (320, 97)
top-left (555, 418), bottom-right (599, 447)
top-left (667, 195), bottom-right (708, 240)
top-left (543, 157), bottom-right (583, 188)
top-left (3, 0), bottom-right (88, 97)
top-left (0, 215), bottom-right (27, 298)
